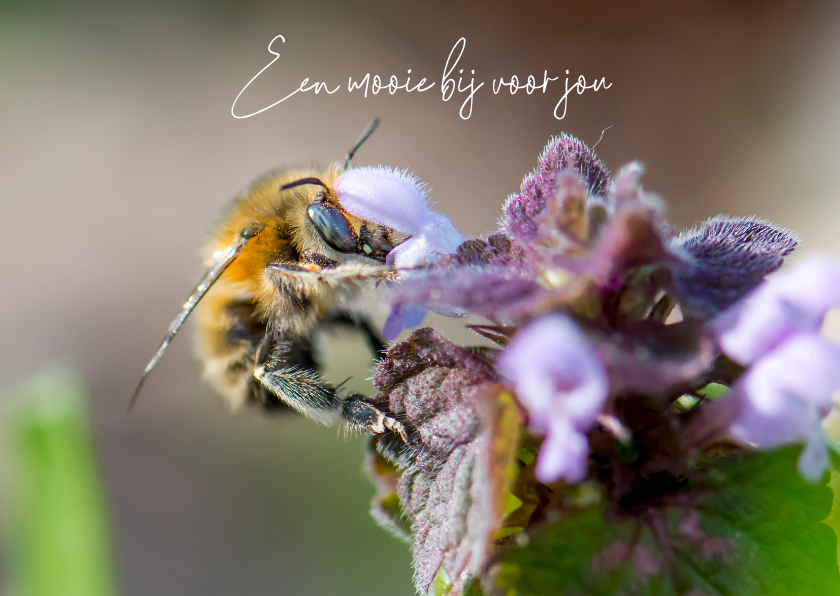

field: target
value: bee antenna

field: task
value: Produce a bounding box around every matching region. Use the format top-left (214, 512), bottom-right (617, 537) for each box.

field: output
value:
top-left (128, 227), bottom-right (259, 411)
top-left (279, 177), bottom-right (328, 192)
top-left (343, 118), bottom-right (380, 171)
top-left (335, 377), bottom-right (353, 390)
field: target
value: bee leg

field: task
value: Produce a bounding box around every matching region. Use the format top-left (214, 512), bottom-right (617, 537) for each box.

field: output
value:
top-left (253, 330), bottom-right (406, 441)
top-left (342, 396), bottom-right (408, 443)
top-left (299, 249), bottom-right (338, 269)
top-left (253, 331), bottom-right (343, 425)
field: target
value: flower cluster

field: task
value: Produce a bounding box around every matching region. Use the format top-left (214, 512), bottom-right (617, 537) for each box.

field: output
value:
top-left (715, 255), bottom-right (840, 480)
top-left (359, 134), bottom-right (840, 595)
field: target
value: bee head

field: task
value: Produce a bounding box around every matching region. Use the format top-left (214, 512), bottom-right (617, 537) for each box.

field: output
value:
top-left (279, 120), bottom-right (462, 269)
top-left (280, 176), bottom-right (399, 262)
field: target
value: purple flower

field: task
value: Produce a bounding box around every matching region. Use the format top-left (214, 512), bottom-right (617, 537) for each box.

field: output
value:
top-left (497, 315), bottom-right (608, 483)
top-left (730, 334), bottom-right (840, 481)
top-left (716, 254), bottom-right (840, 364)
top-left (335, 166), bottom-right (464, 338)
top-left (334, 166), bottom-right (464, 268)
top-left (382, 303), bottom-right (428, 341)
top-left (715, 254), bottom-right (840, 480)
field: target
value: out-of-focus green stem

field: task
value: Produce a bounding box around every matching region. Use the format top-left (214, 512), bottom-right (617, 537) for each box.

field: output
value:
top-left (4, 369), bottom-right (116, 596)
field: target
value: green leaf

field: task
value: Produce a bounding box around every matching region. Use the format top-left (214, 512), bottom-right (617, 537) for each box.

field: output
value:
top-left (696, 383), bottom-right (729, 401)
top-left (428, 568), bottom-right (455, 596)
top-left (686, 446), bottom-right (840, 596)
top-left (427, 568), bottom-right (485, 596)
top-left (4, 369), bottom-right (117, 596)
top-left (494, 447), bottom-right (840, 595)
top-left (495, 509), bottom-right (610, 595)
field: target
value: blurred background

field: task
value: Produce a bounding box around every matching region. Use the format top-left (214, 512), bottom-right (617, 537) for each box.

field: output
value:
top-left (2, 0), bottom-right (840, 594)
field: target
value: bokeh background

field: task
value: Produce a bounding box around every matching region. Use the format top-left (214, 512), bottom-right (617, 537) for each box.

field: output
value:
top-left (2, 1), bottom-right (840, 594)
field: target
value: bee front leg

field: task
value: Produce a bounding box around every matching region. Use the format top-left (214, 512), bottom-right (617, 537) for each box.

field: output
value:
top-left (253, 330), bottom-right (406, 441)
top-left (299, 249), bottom-right (338, 269)
top-left (342, 396), bottom-right (408, 443)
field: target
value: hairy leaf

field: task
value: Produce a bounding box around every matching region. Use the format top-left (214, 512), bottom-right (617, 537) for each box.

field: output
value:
top-left (504, 134), bottom-right (611, 244)
top-left (671, 216), bottom-right (799, 317)
top-left (369, 330), bottom-right (522, 594)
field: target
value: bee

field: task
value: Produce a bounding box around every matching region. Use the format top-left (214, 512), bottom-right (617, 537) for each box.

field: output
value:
top-left (130, 120), bottom-right (463, 441)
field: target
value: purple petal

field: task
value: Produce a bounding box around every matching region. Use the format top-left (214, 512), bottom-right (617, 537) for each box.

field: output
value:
top-left (534, 420), bottom-right (590, 484)
top-left (770, 253), bottom-right (840, 314)
top-left (798, 434), bottom-right (830, 483)
top-left (382, 304), bottom-right (409, 340)
top-left (382, 303), bottom-right (428, 340)
top-left (731, 389), bottom-right (828, 482)
top-left (498, 315), bottom-right (608, 483)
top-left (385, 212), bottom-right (464, 268)
top-left (741, 333), bottom-right (840, 416)
top-left (716, 254), bottom-right (840, 364)
top-left (334, 166), bottom-right (431, 234)
top-left (499, 315), bottom-right (608, 427)
top-left (385, 266), bottom-right (540, 320)
top-left (729, 333), bottom-right (840, 481)
top-left (335, 166), bottom-right (464, 268)
top-left (731, 384), bottom-right (821, 450)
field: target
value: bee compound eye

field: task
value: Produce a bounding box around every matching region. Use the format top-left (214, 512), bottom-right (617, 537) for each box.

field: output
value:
top-left (306, 200), bottom-right (359, 254)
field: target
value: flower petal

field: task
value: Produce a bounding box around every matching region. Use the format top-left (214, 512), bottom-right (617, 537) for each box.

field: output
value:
top-left (742, 333), bottom-right (840, 412)
top-left (335, 166), bottom-right (464, 269)
top-left (798, 432), bottom-right (830, 483)
top-left (382, 303), bottom-right (428, 341)
top-left (716, 254), bottom-right (840, 364)
top-left (498, 315), bottom-right (608, 484)
top-left (534, 420), bottom-right (590, 484)
top-left (729, 332), bottom-right (840, 481)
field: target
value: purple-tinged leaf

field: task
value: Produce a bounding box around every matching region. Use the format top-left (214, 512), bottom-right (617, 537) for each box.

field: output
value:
top-left (373, 328), bottom-right (495, 392)
top-left (385, 266), bottom-right (541, 321)
top-left (537, 133), bottom-right (612, 198)
top-left (503, 134), bottom-right (611, 244)
top-left (536, 173), bottom-right (591, 246)
top-left (589, 319), bottom-right (717, 400)
top-left (556, 201), bottom-right (674, 289)
top-left (368, 330), bottom-right (521, 593)
top-left (671, 215), bottom-right (799, 317)
top-left (440, 234), bottom-right (520, 268)
top-left (366, 444), bottom-right (412, 541)
top-left (608, 161), bottom-right (664, 213)
top-left (409, 386), bottom-right (521, 593)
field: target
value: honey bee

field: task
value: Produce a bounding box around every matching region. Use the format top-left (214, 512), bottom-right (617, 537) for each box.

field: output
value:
top-left (130, 120), bottom-right (463, 440)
